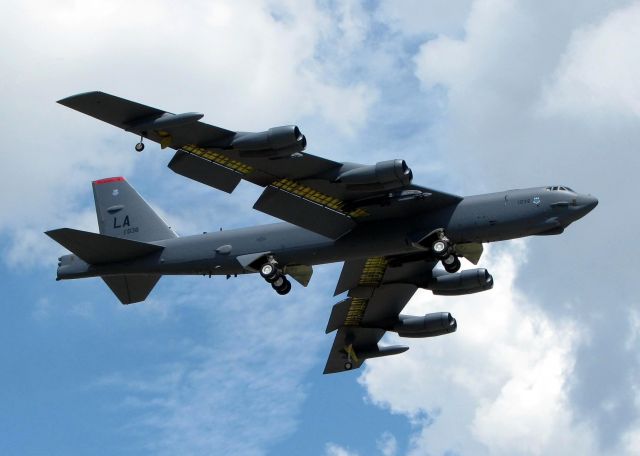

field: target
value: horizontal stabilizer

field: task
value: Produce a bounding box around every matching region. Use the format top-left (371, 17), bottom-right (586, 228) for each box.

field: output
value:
top-left (102, 274), bottom-right (161, 304)
top-left (45, 228), bottom-right (163, 264)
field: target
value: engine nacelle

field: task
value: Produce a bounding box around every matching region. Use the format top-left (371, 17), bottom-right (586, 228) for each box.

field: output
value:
top-left (231, 125), bottom-right (306, 153)
top-left (336, 159), bottom-right (413, 189)
top-left (393, 312), bottom-right (457, 338)
top-left (426, 268), bottom-right (493, 296)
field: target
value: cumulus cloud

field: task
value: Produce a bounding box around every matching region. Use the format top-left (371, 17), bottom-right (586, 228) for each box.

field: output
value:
top-left (360, 243), bottom-right (604, 455)
top-left (325, 442), bottom-right (360, 456)
top-left (0, 0), bottom-right (378, 266)
top-left (408, 1), bottom-right (640, 450)
top-left (540, 2), bottom-right (640, 118)
top-left (377, 0), bottom-right (474, 36)
top-left (377, 432), bottom-right (398, 456)
top-left (5, 0), bottom-right (638, 454)
top-left (93, 265), bottom-right (336, 456)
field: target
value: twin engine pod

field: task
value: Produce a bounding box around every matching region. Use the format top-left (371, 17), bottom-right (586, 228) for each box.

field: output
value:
top-left (334, 159), bottom-right (413, 190)
top-left (231, 125), bottom-right (307, 157)
top-left (392, 312), bottom-right (457, 338)
top-left (426, 268), bottom-right (494, 296)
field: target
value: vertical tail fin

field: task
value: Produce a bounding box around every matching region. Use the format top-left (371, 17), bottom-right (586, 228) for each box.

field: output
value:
top-left (92, 177), bottom-right (177, 241)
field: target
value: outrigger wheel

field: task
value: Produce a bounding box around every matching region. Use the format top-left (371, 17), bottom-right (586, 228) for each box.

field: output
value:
top-left (135, 135), bottom-right (145, 152)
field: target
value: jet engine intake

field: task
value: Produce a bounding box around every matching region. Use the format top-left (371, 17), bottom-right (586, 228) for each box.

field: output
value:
top-left (336, 159), bottom-right (413, 189)
top-left (426, 268), bottom-right (493, 296)
top-left (231, 125), bottom-right (306, 154)
top-left (393, 312), bottom-right (457, 338)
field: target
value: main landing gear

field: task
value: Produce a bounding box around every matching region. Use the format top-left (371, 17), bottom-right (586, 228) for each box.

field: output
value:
top-left (431, 236), bottom-right (461, 274)
top-left (260, 258), bottom-right (291, 295)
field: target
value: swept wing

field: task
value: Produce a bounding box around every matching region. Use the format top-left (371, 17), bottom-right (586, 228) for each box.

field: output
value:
top-left (59, 92), bottom-right (462, 239)
top-left (324, 256), bottom-right (449, 374)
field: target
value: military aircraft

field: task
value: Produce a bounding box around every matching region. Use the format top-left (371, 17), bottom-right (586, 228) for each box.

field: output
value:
top-left (47, 92), bottom-right (598, 374)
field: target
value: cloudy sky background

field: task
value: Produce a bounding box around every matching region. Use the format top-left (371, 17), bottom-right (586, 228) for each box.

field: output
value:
top-left (1, 0), bottom-right (638, 454)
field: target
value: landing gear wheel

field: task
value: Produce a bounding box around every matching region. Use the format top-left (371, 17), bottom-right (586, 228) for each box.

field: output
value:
top-left (344, 361), bottom-right (353, 370)
top-left (431, 239), bottom-right (450, 258)
top-left (135, 142), bottom-right (145, 152)
top-left (260, 263), bottom-right (278, 282)
top-left (273, 278), bottom-right (291, 295)
top-left (444, 256), bottom-right (461, 273)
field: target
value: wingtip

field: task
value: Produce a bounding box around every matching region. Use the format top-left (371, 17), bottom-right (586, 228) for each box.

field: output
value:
top-left (57, 91), bottom-right (105, 106)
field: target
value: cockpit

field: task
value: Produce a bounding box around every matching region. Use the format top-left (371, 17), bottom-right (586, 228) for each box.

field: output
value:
top-left (545, 185), bottom-right (575, 193)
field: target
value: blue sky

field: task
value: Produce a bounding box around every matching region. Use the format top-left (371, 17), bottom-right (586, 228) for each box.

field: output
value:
top-left (1, 1), bottom-right (639, 455)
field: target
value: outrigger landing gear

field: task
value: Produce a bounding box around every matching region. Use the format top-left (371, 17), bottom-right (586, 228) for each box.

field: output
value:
top-left (259, 256), bottom-right (291, 295)
top-left (344, 344), bottom-right (357, 371)
top-left (135, 135), bottom-right (145, 152)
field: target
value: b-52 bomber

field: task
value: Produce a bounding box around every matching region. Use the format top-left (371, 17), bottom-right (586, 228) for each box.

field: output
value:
top-left (47, 92), bottom-right (598, 374)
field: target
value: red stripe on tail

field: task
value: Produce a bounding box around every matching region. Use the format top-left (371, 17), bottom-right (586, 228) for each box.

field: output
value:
top-left (93, 177), bottom-right (126, 185)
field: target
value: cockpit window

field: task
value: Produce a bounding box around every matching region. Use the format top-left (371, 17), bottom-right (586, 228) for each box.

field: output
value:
top-left (546, 185), bottom-right (575, 193)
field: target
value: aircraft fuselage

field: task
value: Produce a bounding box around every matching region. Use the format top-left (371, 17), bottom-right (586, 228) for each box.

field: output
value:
top-left (56, 186), bottom-right (597, 281)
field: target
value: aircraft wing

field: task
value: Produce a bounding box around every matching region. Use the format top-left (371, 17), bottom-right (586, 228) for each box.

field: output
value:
top-left (323, 256), bottom-right (437, 374)
top-left (59, 92), bottom-right (462, 239)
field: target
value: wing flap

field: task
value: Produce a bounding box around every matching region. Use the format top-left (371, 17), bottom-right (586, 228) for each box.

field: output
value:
top-left (334, 258), bottom-right (369, 296)
top-left (253, 186), bottom-right (355, 239)
top-left (326, 298), bottom-right (351, 333)
top-left (168, 150), bottom-right (242, 194)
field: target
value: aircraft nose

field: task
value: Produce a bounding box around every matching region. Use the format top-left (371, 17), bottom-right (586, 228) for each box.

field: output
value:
top-left (579, 195), bottom-right (598, 215)
top-left (584, 195), bottom-right (598, 211)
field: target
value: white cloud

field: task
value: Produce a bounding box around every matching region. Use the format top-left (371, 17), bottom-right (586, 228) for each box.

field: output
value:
top-left (377, 432), bottom-right (398, 456)
top-left (360, 242), bottom-right (604, 455)
top-left (377, 0), bottom-right (474, 36)
top-left (540, 2), bottom-right (640, 118)
top-left (0, 0), bottom-right (378, 264)
top-left (5, 1), bottom-right (639, 454)
top-left (92, 264), bottom-right (338, 455)
top-left (409, 4), bottom-right (640, 450)
top-left (326, 442), bottom-right (360, 456)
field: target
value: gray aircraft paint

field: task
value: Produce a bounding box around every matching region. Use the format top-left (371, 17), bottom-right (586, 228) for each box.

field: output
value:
top-left (51, 182), bottom-right (596, 281)
top-left (46, 92), bottom-right (597, 373)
